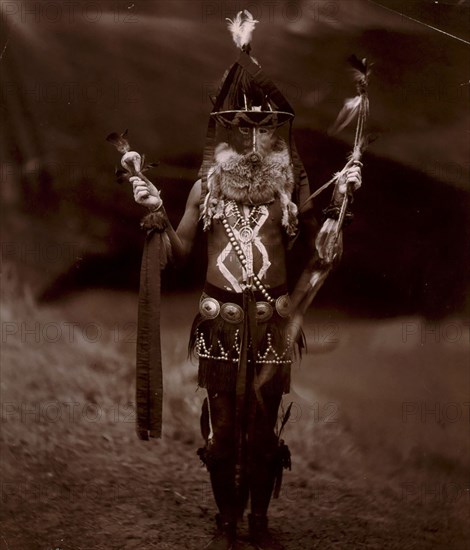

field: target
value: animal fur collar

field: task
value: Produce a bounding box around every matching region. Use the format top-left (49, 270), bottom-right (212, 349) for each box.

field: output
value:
top-left (210, 139), bottom-right (294, 204)
top-left (202, 138), bottom-right (299, 235)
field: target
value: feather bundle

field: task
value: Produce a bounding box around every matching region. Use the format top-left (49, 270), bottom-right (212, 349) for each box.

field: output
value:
top-left (329, 96), bottom-right (362, 136)
top-left (349, 55), bottom-right (369, 79)
top-left (329, 55), bottom-right (370, 137)
top-left (226, 10), bottom-right (258, 50)
top-left (106, 129), bottom-right (130, 154)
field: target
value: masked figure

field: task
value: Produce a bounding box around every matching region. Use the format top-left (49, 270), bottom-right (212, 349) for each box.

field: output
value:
top-left (131, 11), bottom-right (361, 550)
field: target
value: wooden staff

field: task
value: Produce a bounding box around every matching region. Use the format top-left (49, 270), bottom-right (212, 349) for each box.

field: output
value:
top-left (290, 57), bottom-right (371, 340)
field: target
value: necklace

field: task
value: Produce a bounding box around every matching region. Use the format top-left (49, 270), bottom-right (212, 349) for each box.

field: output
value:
top-left (227, 201), bottom-right (263, 243)
top-left (221, 201), bottom-right (274, 302)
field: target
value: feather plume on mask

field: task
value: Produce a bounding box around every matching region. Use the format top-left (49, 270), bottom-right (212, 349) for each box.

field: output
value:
top-left (226, 10), bottom-right (259, 50)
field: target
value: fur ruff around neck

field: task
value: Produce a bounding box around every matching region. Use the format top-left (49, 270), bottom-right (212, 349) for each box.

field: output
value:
top-left (201, 138), bottom-right (298, 236)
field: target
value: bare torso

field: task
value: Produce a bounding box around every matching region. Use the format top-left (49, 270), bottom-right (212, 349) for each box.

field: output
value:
top-left (206, 199), bottom-right (287, 292)
top-left (170, 180), bottom-right (293, 294)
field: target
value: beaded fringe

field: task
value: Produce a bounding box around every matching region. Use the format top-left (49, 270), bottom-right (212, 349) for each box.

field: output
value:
top-left (189, 312), bottom-right (303, 394)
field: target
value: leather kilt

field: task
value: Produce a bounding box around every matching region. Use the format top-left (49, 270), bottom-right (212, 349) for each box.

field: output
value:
top-left (189, 283), bottom-right (300, 394)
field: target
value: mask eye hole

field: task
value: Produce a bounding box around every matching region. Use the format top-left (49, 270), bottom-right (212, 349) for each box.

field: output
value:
top-left (238, 127), bottom-right (250, 135)
top-left (259, 128), bottom-right (269, 134)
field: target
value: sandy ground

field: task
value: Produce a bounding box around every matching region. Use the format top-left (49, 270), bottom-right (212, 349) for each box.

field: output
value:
top-left (1, 289), bottom-right (469, 549)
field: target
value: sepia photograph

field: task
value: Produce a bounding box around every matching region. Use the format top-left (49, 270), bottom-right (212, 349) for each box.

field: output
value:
top-left (1, 1), bottom-right (469, 548)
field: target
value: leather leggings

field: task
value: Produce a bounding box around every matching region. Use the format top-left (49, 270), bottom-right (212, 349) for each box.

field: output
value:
top-left (202, 387), bottom-right (282, 520)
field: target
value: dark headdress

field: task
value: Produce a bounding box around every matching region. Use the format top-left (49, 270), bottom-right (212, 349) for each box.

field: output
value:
top-left (198, 10), bottom-right (308, 215)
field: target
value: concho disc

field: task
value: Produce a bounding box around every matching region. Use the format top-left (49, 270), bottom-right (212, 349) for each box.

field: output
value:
top-left (238, 226), bottom-right (254, 243)
top-left (275, 294), bottom-right (291, 318)
top-left (256, 301), bottom-right (274, 322)
top-left (199, 297), bottom-right (220, 319)
top-left (220, 302), bottom-right (244, 324)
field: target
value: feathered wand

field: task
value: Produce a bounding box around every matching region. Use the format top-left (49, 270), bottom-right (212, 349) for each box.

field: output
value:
top-left (290, 56), bottom-right (371, 337)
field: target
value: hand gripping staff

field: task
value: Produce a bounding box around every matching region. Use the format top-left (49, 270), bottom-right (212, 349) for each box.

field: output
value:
top-left (290, 56), bottom-right (372, 338)
top-left (107, 130), bottom-right (169, 440)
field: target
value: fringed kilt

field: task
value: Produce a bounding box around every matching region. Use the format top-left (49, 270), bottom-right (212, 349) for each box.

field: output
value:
top-left (189, 283), bottom-right (302, 394)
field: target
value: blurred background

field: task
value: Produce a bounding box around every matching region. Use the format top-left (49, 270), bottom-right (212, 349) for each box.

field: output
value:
top-left (1, 1), bottom-right (469, 548)
top-left (1, 0), bottom-right (469, 315)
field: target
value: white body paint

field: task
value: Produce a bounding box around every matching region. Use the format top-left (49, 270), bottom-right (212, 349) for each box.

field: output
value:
top-left (216, 202), bottom-right (271, 291)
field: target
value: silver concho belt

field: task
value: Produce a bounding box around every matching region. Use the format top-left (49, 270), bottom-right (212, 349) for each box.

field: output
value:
top-left (199, 293), bottom-right (291, 323)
